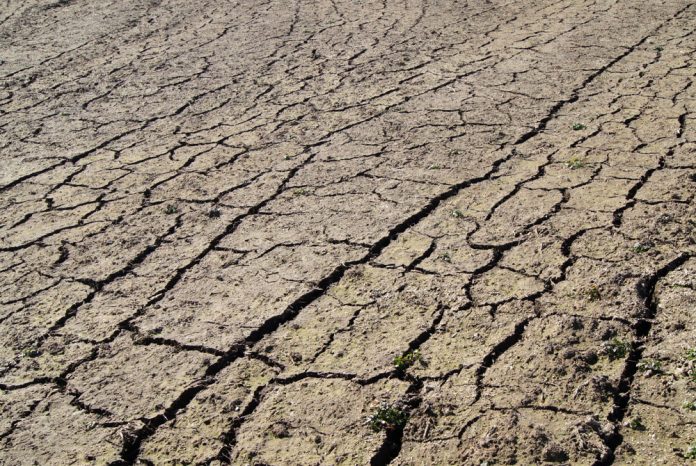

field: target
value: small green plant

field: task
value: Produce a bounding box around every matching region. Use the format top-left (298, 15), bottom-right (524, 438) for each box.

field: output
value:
top-left (627, 416), bottom-right (646, 431)
top-left (637, 359), bottom-right (662, 374)
top-left (572, 123), bottom-right (587, 131)
top-left (632, 242), bottom-right (652, 253)
top-left (685, 349), bottom-right (696, 383)
top-left (394, 350), bottom-right (422, 371)
top-left (683, 400), bottom-right (696, 411)
top-left (293, 188), bottom-right (309, 196)
top-left (566, 157), bottom-right (585, 170)
top-left (685, 348), bottom-right (696, 361)
top-left (587, 285), bottom-right (601, 301)
top-left (368, 403), bottom-right (408, 432)
top-left (603, 338), bottom-right (629, 361)
top-left (686, 444), bottom-right (696, 459)
top-left (164, 205), bottom-right (178, 215)
top-left (451, 209), bottom-right (464, 219)
top-left (22, 348), bottom-right (41, 358)
top-left (428, 164), bottom-right (442, 170)
top-left (655, 46), bottom-right (664, 52)
top-left (439, 252), bottom-right (452, 263)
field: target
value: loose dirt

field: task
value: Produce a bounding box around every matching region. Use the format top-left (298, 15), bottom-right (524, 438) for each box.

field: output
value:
top-left (0, 0), bottom-right (694, 464)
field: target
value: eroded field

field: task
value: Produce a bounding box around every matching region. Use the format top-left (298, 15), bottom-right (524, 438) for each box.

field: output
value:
top-left (0, 0), bottom-right (695, 464)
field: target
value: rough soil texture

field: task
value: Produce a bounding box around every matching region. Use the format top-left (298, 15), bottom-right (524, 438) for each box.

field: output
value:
top-left (0, 0), bottom-right (695, 465)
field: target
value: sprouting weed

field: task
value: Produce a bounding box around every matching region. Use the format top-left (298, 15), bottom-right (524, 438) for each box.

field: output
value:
top-left (164, 205), bottom-right (178, 215)
top-left (685, 348), bottom-right (696, 361)
top-left (394, 350), bottom-right (422, 371)
top-left (627, 417), bottom-right (646, 431)
top-left (566, 157), bottom-right (585, 170)
top-left (451, 210), bottom-right (465, 219)
top-left (685, 444), bottom-right (696, 460)
top-left (587, 285), bottom-right (601, 302)
top-left (632, 242), bottom-right (652, 253)
top-left (572, 123), bottom-right (587, 131)
top-left (439, 252), bottom-right (452, 263)
top-left (637, 359), bottom-right (662, 375)
top-left (22, 348), bottom-right (41, 358)
top-left (602, 338), bottom-right (629, 361)
top-left (367, 403), bottom-right (408, 432)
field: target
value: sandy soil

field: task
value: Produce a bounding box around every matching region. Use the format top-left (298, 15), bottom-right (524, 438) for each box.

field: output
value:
top-left (0, 0), bottom-right (695, 464)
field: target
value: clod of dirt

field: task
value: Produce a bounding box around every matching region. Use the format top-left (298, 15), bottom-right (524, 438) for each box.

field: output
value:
top-left (542, 443), bottom-right (569, 462)
top-left (269, 421), bottom-right (290, 439)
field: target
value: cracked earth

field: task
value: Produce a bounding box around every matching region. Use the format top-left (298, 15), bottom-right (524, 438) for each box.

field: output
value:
top-left (0, 0), bottom-right (695, 464)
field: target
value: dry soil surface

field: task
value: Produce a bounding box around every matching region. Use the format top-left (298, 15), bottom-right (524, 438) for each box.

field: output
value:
top-left (0, 0), bottom-right (695, 465)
